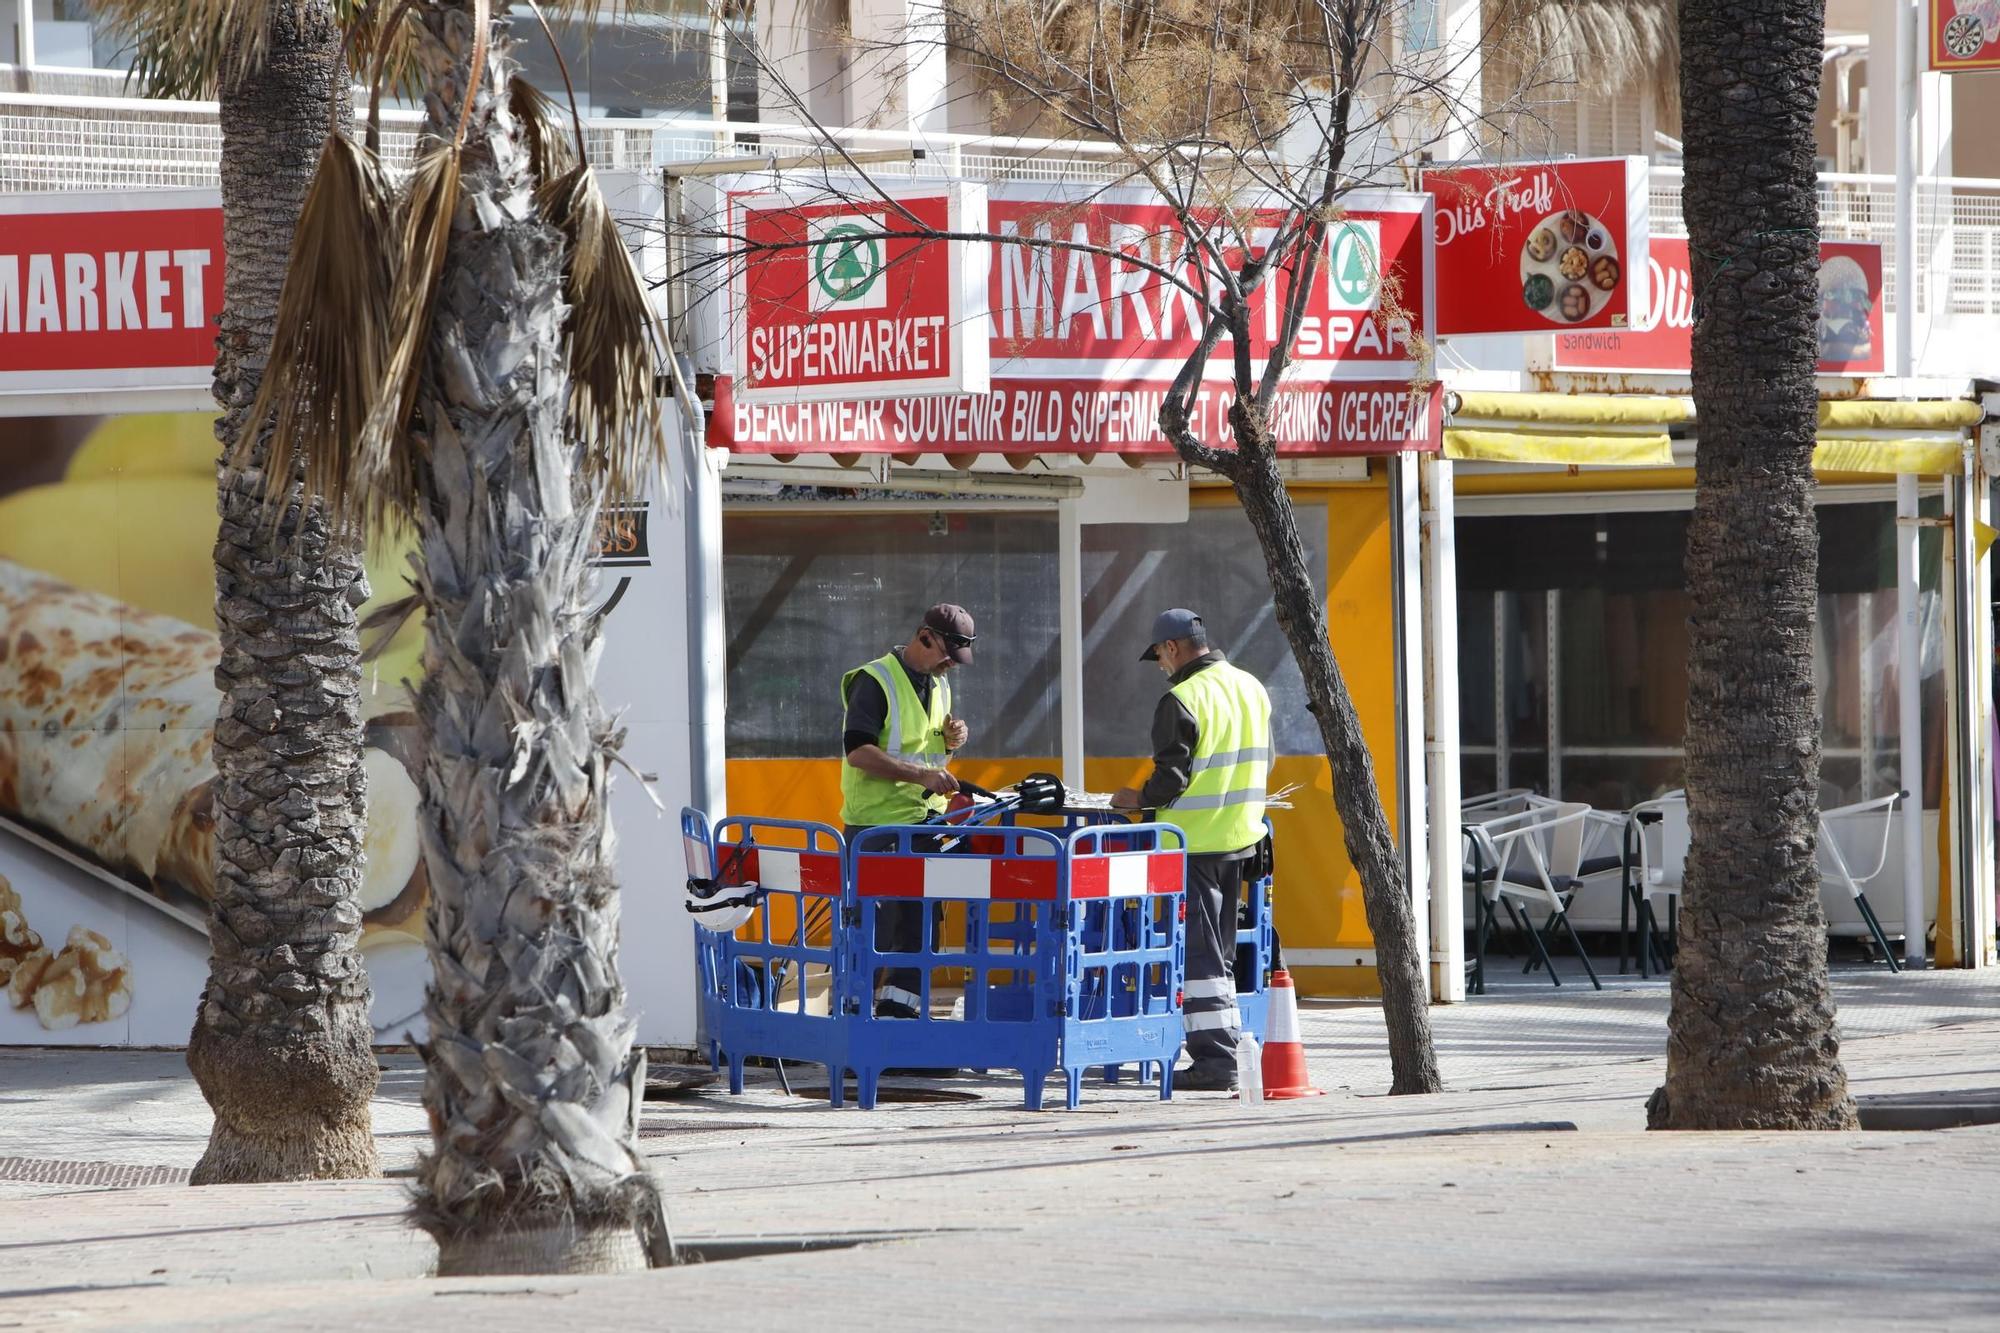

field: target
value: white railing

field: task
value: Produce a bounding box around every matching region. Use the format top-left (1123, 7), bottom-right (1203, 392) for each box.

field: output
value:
top-left (0, 92), bottom-right (1134, 192)
top-left (9, 91), bottom-right (2000, 318)
top-left (1650, 165), bottom-right (2000, 318)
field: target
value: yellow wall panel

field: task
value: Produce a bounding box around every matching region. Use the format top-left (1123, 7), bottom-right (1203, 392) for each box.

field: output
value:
top-left (722, 482), bottom-right (1403, 997)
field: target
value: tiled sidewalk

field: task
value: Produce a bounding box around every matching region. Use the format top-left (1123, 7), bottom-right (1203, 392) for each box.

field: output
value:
top-left (5, 968), bottom-right (2000, 1329)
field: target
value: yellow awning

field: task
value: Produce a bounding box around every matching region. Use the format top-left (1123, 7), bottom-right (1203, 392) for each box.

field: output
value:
top-left (1444, 392), bottom-right (1981, 472)
top-left (1818, 399), bottom-right (1985, 430)
top-left (1812, 437), bottom-right (1966, 476)
top-left (1451, 392), bottom-right (1695, 426)
top-left (1444, 429), bottom-right (1675, 466)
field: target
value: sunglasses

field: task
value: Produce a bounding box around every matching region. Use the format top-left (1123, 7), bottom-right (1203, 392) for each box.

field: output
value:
top-left (925, 629), bottom-right (976, 650)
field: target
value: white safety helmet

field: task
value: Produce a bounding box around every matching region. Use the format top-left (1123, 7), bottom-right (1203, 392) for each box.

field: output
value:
top-left (685, 878), bottom-right (766, 933)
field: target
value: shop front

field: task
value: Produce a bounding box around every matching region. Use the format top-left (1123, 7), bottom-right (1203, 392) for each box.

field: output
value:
top-left (1439, 381), bottom-right (1997, 967)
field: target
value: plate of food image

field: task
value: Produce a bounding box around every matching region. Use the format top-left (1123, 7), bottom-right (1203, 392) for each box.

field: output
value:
top-left (1520, 208), bottom-right (1622, 326)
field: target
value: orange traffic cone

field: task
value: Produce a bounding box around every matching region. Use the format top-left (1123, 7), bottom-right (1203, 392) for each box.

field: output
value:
top-left (1260, 969), bottom-right (1323, 1098)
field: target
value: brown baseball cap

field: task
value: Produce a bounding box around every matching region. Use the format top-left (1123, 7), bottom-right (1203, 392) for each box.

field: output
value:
top-left (923, 603), bottom-right (977, 664)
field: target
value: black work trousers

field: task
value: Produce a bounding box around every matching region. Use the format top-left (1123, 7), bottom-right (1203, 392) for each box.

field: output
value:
top-left (1182, 852), bottom-right (1247, 1072)
top-left (846, 824), bottom-right (943, 1016)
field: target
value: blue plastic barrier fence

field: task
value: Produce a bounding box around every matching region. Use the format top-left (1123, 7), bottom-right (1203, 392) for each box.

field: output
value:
top-left (686, 811), bottom-right (853, 1104)
top-left (1235, 828), bottom-right (1277, 1042)
top-left (843, 822), bottom-right (1071, 1109)
top-left (1063, 822), bottom-right (1187, 1105)
top-left (685, 806), bottom-right (1199, 1111)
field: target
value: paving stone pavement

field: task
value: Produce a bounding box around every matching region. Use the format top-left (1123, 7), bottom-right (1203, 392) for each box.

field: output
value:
top-left (5, 966), bottom-right (2000, 1330)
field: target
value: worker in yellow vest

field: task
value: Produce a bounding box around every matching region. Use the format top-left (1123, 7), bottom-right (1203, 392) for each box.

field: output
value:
top-left (1114, 608), bottom-right (1271, 1091)
top-left (841, 603), bottom-right (975, 1019)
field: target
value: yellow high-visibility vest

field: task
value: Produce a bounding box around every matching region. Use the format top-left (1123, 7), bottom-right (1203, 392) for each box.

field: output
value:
top-left (1162, 661), bottom-right (1272, 854)
top-left (839, 653), bottom-right (952, 827)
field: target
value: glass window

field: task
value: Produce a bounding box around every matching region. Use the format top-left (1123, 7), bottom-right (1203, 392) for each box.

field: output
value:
top-left (722, 509), bottom-right (1060, 760)
top-left (1081, 503), bottom-right (1330, 757)
top-left (1454, 498), bottom-right (1944, 812)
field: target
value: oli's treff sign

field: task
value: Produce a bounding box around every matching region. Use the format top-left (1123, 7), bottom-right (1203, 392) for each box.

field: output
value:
top-left (1550, 237), bottom-right (1885, 375)
top-left (729, 183), bottom-right (989, 405)
top-left (0, 191), bottom-right (223, 393)
top-left (1420, 158), bottom-right (1650, 337)
top-left (714, 184), bottom-right (1440, 457)
top-left (1932, 0), bottom-right (2000, 72)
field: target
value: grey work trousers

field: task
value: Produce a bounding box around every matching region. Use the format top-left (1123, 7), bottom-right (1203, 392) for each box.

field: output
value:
top-left (846, 824), bottom-right (943, 1016)
top-left (1182, 852), bottom-right (1247, 1073)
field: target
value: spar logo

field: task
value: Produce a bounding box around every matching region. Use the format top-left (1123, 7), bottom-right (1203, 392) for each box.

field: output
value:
top-left (1326, 219), bottom-right (1382, 311)
top-left (808, 216), bottom-right (886, 311)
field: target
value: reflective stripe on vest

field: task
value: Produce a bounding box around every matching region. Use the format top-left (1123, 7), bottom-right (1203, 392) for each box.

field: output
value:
top-left (1162, 660), bottom-right (1271, 854)
top-left (839, 653), bottom-right (952, 827)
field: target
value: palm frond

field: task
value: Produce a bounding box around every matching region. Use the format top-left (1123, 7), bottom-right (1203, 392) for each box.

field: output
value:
top-left (1511, 0), bottom-right (1681, 111)
top-left (353, 140), bottom-right (464, 536)
top-left (240, 129), bottom-right (399, 525)
top-left (538, 163), bottom-right (669, 506)
top-left (87, 0), bottom-right (423, 100)
top-left (512, 77), bottom-right (582, 189)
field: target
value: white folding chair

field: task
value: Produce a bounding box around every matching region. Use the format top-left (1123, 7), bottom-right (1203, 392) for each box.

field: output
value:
top-left (1522, 794), bottom-right (1628, 930)
top-left (1624, 793), bottom-right (1688, 977)
top-left (1464, 802), bottom-right (1603, 992)
top-left (1463, 787), bottom-right (1536, 819)
top-left (1817, 791), bottom-right (1907, 971)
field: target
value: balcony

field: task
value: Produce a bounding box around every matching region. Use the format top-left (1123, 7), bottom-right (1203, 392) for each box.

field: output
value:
top-left (5, 88), bottom-right (1998, 379)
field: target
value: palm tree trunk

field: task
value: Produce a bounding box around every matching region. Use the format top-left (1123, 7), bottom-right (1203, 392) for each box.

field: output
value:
top-left (1653, 0), bottom-right (1857, 1131)
top-left (1226, 402), bottom-right (1441, 1096)
top-left (187, 0), bottom-right (381, 1183)
top-left (407, 3), bottom-right (654, 1273)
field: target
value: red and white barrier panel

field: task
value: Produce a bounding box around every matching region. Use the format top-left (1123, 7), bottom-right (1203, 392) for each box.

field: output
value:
top-left (713, 843), bottom-right (844, 896)
top-left (1068, 851), bottom-right (1182, 900)
top-left (851, 850), bottom-right (1183, 900)
top-left (853, 855), bottom-right (1060, 901)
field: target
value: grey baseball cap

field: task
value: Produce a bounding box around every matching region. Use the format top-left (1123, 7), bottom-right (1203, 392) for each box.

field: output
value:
top-left (1140, 608), bottom-right (1204, 661)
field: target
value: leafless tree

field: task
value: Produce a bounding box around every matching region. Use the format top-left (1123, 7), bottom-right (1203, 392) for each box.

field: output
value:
top-left (666, 0), bottom-right (1638, 1093)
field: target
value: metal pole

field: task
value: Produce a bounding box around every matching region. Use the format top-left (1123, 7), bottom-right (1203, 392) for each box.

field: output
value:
top-left (1948, 465), bottom-right (1985, 964)
top-left (16, 0), bottom-right (34, 67)
top-left (708, 4), bottom-right (731, 124)
top-left (684, 405), bottom-right (729, 819)
top-left (1969, 433), bottom-right (1999, 965)
top-left (1421, 456), bottom-right (1465, 1001)
top-left (1057, 496), bottom-right (1084, 793)
top-left (1897, 474), bottom-right (1926, 966)
top-left (1896, 0), bottom-right (1917, 379)
top-left (1546, 588), bottom-right (1561, 798)
top-left (1390, 453), bottom-right (1432, 1001)
top-left (1893, 0), bottom-right (1926, 967)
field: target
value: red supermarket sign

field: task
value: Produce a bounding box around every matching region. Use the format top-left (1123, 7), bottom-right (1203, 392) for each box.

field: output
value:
top-left (1932, 0), bottom-right (2000, 71)
top-left (979, 186), bottom-right (1432, 382)
top-left (1550, 237), bottom-right (1885, 375)
top-left (715, 183), bottom-right (1437, 455)
top-left (729, 183), bottom-right (988, 405)
top-left (0, 190), bottom-right (222, 393)
top-left (711, 377), bottom-right (1442, 457)
top-left (1421, 158), bottom-right (1649, 336)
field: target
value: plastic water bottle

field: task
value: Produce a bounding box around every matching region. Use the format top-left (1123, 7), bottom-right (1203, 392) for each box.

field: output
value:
top-left (1236, 1036), bottom-right (1264, 1104)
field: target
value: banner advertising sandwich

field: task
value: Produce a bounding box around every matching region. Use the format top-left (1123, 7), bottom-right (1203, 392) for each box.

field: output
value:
top-left (1421, 158), bottom-right (1651, 336)
top-left (1550, 237), bottom-right (1886, 375)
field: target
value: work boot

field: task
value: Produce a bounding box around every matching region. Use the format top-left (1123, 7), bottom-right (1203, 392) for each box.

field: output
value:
top-left (1174, 1063), bottom-right (1239, 1093)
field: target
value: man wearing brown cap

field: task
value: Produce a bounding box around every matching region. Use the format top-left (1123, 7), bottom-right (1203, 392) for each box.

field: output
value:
top-left (840, 604), bottom-right (975, 1019)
